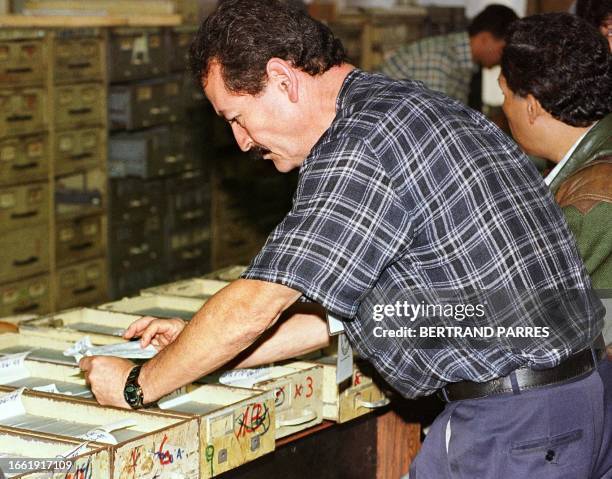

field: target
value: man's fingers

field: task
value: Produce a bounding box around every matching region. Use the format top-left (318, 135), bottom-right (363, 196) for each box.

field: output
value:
top-left (123, 316), bottom-right (156, 339)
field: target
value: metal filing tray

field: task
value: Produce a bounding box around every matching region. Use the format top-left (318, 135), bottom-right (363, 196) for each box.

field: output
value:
top-left (0, 225), bottom-right (50, 284)
top-left (0, 274), bottom-right (51, 318)
top-left (98, 295), bottom-right (204, 321)
top-left (109, 76), bottom-right (182, 130)
top-left (168, 26), bottom-right (196, 73)
top-left (0, 428), bottom-right (110, 479)
top-left (54, 128), bottom-right (105, 176)
top-left (293, 356), bottom-right (390, 423)
top-left (110, 262), bottom-right (165, 300)
top-left (201, 364), bottom-right (324, 439)
top-left (109, 216), bottom-right (163, 273)
top-left (0, 29), bottom-right (46, 87)
top-left (141, 278), bottom-right (228, 300)
top-left (20, 307), bottom-right (141, 345)
top-left (55, 168), bottom-right (106, 220)
top-left (54, 82), bottom-right (105, 130)
top-left (165, 169), bottom-right (211, 230)
top-left (156, 384), bottom-right (275, 478)
top-left (55, 257), bottom-right (107, 311)
top-left (0, 87), bottom-right (46, 137)
top-left (0, 359), bottom-right (92, 398)
top-left (108, 27), bottom-right (167, 82)
top-left (0, 389), bottom-right (199, 479)
top-left (109, 177), bottom-right (163, 223)
top-left (0, 182), bottom-right (49, 233)
top-left (0, 333), bottom-right (83, 366)
top-left (108, 126), bottom-right (191, 179)
top-left (55, 214), bottom-right (105, 266)
top-left (0, 134), bottom-right (48, 186)
top-left (53, 28), bottom-right (104, 83)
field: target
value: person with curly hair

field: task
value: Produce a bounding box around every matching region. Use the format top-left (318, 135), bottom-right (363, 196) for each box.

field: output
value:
top-left (500, 13), bottom-right (612, 291)
top-left (576, 0), bottom-right (612, 49)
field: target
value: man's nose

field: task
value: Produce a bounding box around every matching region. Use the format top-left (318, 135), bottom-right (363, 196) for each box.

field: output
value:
top-left (231, 123), bottom-right (253, 152)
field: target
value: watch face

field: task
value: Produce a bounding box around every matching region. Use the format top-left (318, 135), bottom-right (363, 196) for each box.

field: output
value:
top-left (124, 383), bottom-right (141, 406)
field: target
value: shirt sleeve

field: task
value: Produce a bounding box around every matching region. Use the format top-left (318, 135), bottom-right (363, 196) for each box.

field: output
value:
top-left (242, 136), bottom-right (414, 319)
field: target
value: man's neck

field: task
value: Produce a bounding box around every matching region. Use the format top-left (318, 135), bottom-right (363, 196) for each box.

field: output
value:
top-left (544, 121), bottom-right (593, 164)
top-left (301, 63), bottom-right (356, 148)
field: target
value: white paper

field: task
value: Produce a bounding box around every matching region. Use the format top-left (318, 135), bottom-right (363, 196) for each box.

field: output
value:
top-left (32, 383), bottom-right (63, 394)
top-left (219, 367), bottom-right (272, 388)
top-left (63, 336), bottom-right (158, 362)
top-left (78, 419), bottom-right (137, 445)
top-left (326, 312), bottom-right (345, 336)
top-left (0, 387), bottom-right (26, 420)
top-left (0, 352), bottom-right (31, 383)
top-left (336, 334), bottom-right (353, 384)
top-left (61, 442), bottom-right (90, 458)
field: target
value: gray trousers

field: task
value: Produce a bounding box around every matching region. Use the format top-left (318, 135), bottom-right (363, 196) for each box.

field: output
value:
top-left (407, 359), bottom-right (612, 479)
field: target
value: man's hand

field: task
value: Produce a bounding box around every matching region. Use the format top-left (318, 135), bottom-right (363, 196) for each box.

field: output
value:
top-left (123, 316), bottom-right (186, 350)
top-left (79, 356), bottom-right (134, 408)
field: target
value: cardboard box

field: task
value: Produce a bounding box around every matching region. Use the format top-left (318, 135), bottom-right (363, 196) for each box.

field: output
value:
top-left (0, 182), bottom-right (49, 233)
top-left (141, 278), bottom-right (228, 300)
top-left (0, 133), bottom-right (48, 186)
top-left (56, 214), bottom-right (105, 267)
top-left (54, 128), bottom-right (105, 176)
top-left (0, 224), bottom-right (49, 284)
top-left (0, 274), bottom-right (51, 318)
top-left (55, 257), bottom-right (107, 310)
top-left (98, 294), bottom-right (204, 321)
top-left (0, 87), bottom-right (46, 137)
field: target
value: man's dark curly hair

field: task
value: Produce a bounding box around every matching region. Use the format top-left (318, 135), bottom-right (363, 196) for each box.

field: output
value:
top-left (576, 0), bottom-right (612, 29)
top-left (467, 4), bottom-right (518, 39)
top-left (189, 0), bottom-right (347, 95)
top-left (501, 13), bottom-right (612, 127)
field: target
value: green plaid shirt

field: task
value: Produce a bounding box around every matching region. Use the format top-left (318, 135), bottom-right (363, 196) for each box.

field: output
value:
top-left (380, 31), bottom-right (477, 104)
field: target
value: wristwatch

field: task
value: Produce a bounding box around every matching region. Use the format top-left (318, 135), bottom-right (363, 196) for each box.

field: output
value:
top-left (123, 365), bottom-right (144, 409)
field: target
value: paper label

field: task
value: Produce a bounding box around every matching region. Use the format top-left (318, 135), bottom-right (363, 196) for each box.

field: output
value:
top-left (0, 388), bottom-right (26, 420)
top-left (0, 352), bottom-right (30, 383)
top-left (219, 367), bottom-right (271, 389)
top-left (32, 383), bottom-right (62, 394)
top-left (336, 334), bottom-right (353, 384)
top-left (78, 429), bottom-right (117, 445)
top-left (326, 312), bottom-right (345, 336)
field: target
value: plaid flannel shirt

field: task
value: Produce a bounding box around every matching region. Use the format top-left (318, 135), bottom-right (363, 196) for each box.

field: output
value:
top-left (243, 70), bottom-right (602, 398)
top-left (380, 31), bottom-right (477, 104)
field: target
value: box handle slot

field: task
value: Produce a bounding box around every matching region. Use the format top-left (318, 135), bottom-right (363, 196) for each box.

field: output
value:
top-left (6, 67), bottom-right (33, 74)
top-left (7, 115), bottom-right (34, 122)
top-left (12, 162), bottom-right (38, 170)
top-left (68, 62), bottom-right (92, 69)
top-left (73, 285), bottom-right (95, 295)
top-left (276, 409), bottom-right (317, 428)
top-left (69, 153), bottom-right (93, 161)
top-left (358, 397), bottom-right (390, 409)
top-left (11, 211), bottom-right (38, 219)
top-left (13, 303), bottom-right (39, 314)
top-left (68, 108), bottom-right (92, 115)
top-left (70, 241), bottom-right (94, 251)
top-left (13, 256), bottom-right (38, 267)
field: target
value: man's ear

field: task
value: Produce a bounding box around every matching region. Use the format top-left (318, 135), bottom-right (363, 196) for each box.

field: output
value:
top-left (266, 58), bottom-right (299, 103)
top-left (526, 94), bottom-right (543, 125)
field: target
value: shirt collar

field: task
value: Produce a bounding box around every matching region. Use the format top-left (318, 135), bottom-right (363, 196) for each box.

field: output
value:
top-left (544, 124), bottom-right (596, 186)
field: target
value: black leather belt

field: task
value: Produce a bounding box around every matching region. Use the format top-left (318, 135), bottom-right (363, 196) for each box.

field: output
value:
top-left (440, 335), bottom-right (606, 402)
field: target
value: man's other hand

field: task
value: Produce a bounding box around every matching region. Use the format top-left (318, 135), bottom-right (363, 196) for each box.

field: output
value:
top-left (123, 316), bottom-right (186, 350)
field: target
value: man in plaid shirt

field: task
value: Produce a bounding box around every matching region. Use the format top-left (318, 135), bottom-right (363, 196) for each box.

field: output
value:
top-left (82, 1), bottom-right (611, 476)
top-left (381, 5), bottom-right (517, 104)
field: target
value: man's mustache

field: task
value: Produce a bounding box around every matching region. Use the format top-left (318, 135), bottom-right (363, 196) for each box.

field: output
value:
top-left (249, 145), bottom-right (272, 160)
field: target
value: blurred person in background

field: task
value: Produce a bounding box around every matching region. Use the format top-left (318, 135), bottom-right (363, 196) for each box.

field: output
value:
top-left (380, 4), bottom-right (517, 104)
